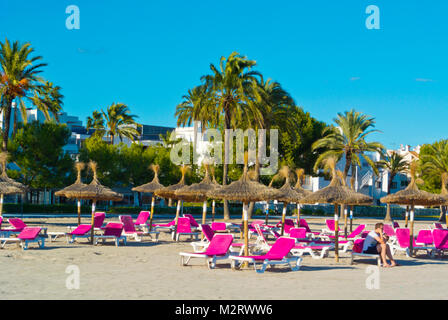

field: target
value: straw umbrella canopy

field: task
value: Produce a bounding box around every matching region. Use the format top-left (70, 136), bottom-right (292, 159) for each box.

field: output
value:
top-left (381, 161), bottom-right (445, 255)
top-left (55, 162), bottom-right (87, 225)
top-left (271, 166), bottom-right (306, 235)
top-left (299, 157), bottom-right (372, 262)
top-left (293, 168), bottom-right (312, 226)
top-left (132, 164), bottom-right (164, 231)
top-left (154, 165), bottom-right (189, 228)
top-left (208, 154), bottom-right (281, 257)
top-left (336, 170), bottom-right (373, 238)
top-left (0, 153), bottom-right (26, 216)
top-left (65, 161), bottom-right (123, 244)
top-left (175, 164), bottom-right (219, 227)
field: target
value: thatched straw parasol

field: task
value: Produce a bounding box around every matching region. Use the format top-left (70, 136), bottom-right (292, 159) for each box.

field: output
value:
top-left (271, 166), bottom-right (305, 235)
top-left (154, 165), bottom-right (189, 229)
top-left (0, 153), bottom-right (26, 216)
top-left (132, 164), bottom-right (164, 231)
top-left (381, 161), bottom-right (445, 255)
top-left (300, 157), bottom-right (372, 262)
top-left (293, 168), bottom-right (312, 226)
top-left (336, 170), bottom-right (373, 238)
top-left (65, 161), bottom-right (123, 244)
top-left (175, 164), bottom-right (219, 229)
top-left (208, 153), bottom-right (281, 257)
top-left (55, 162), bottom-right (87, 225)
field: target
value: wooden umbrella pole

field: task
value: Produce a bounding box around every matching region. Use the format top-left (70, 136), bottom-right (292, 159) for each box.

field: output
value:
top-left (344, 207), bottom-right (348, 239)
top-left (243, 202), bottom-right (249, 257)
top-left (201, 200), bottom-right (207, 240)
top-left (409, 205), bottom-right (415, 257)
top-left (148, 196), bottom-right (155, 232)
top-left (264, 203), bottom-right (269, 225)
top-left (90, 200), bottom-right (96, 244)
top-left (349, 207), bottom-right (353, 233)
top-left (334, 204), bottom-right (339, 262)
top-left (405, 206), bottom-right (409, 227)
top-left (281, 204), bottom-right (287, 236)
top-left (446, 206), bottom-right (448, 229)
top-left (211, 200), bottom-right (215, 222)
top-left (296, 203), bottom-right (301, 227)
top-left (77, 199), bottom-right (81, 226)
top-left (0, 194), bottom-right (3, 217)
top-left (174, 199), bottom-right (181, 227)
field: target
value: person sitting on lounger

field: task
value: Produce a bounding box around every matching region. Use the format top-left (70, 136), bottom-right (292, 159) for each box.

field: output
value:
top-left (362, 223), bottom-right (398, 267)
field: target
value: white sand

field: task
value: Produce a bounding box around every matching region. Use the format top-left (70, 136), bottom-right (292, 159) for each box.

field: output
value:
top-left (0, 216), bottom-right (447, 300)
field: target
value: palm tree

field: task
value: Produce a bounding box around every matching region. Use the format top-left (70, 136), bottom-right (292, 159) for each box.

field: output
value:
top-left (244, 78), bottom-right (297, 217)
top-left (377, 151), bottom-right (409, 222)
top-left (175, 85), bottom-right (219, 152)
top-left (420, 140), bottom-right (448, 222)
top-left (200, 52), bottom-right (263, 220)
top-left (312, 109), bottom-right (384, 183)
top-left (86, 110), bottom-right (105, 137)
top-left (0, 39), bottom-right (62, 150)
top-left (86, 103), bottom-right (140, 144)
top-left (158, 131), bottom-right (182, 148)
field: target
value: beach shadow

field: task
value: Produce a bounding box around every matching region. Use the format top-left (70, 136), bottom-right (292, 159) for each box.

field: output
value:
top-left (298, 265), bottom-right (356, 272)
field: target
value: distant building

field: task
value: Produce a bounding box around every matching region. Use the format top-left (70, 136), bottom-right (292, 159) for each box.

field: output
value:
top-left (302, 145), bottom-right (420, 205)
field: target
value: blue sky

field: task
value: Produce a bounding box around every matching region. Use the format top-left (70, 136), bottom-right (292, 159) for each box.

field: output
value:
top-left (1, 0), bottom-right (447, 149)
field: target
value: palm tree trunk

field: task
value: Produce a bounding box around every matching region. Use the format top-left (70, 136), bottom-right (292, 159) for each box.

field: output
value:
top-left (2, 97), bottom-right (13, 151)
top-left (222, 112), bottom-right (231, 221)
top-left (384, 174), bottom-right (394, 223)
top-left (247, 132), bottom-right (263, 219)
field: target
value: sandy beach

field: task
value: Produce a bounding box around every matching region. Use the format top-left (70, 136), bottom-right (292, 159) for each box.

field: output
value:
top-left (0, 216), bottom-right (447, 300)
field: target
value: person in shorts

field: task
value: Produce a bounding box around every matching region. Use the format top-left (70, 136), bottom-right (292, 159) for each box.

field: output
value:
top-left (362, 222), bottom-right (398, 267)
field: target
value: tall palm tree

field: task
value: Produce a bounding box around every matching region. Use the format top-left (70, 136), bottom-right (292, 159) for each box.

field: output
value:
top-left (312, 109), bottom-right (384, 182)
top-left (244, 78), bottom-right (297, 217)
top-left (377, 151), bottom-right (409, 222)
top-left (86, 103), bottom-right (140, 144)
top-left (175, 85), bottom-right (219, 152)
top-left (420, 140), bottom-right (448, 222)
top-left (200, 52), bottom-right (263, 220)
top-left (86, 110), bottom-right (105, 137)
top-left (0, 39), bottom-right (62, 150)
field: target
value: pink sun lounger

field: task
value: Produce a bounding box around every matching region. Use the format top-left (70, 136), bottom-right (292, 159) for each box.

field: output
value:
top-left (230, 237), bottom-right (302, 273)
top-left (392, 228), bottom-right (434, 257)
top-left (153, 219), bottom-right (176, 233)
top-left (325, 224), bottom-right (366, 241)
top-left (180, 234), bottom-right (234, 269)
top-left (173, 217), bottom-right (200, 242)
top-left (183, 214), bottom-right (200, 229)
top-left (134, 211), bottom-right (150, 228)
top-left (66, 224), bottom-right (92, 243)
top-left (433, 229), bottom-right (448, 257)
top-left (350, 238), bottom-right (381, 266)
top-left (191, 224), bottom-right (254, 254)
top-left (298, 219), bottom-right (321, 237)
top-left (0, 227), bottom-right (45, 250)
top-left (94, 222), bottom-right (126, 246)
top-left (322, 219), bottom-right (341, 235)
top-left (120, 215), bottom-right (159, 242)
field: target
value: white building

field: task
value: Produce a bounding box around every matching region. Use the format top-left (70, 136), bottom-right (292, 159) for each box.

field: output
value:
top-left (302, 145), bottom-right (420, 205)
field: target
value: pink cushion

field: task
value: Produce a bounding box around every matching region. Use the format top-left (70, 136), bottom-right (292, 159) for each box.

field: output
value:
top-left (135, 211), bottom-right (150, 225)
top-left (70, 224), bottom-right (92, 235)
top-left (18, 227), bottom-right (41, 240)
top-left (103, 223), bottom-right (123, 237)
top-left (8, 218), bottom-right (26, 230)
